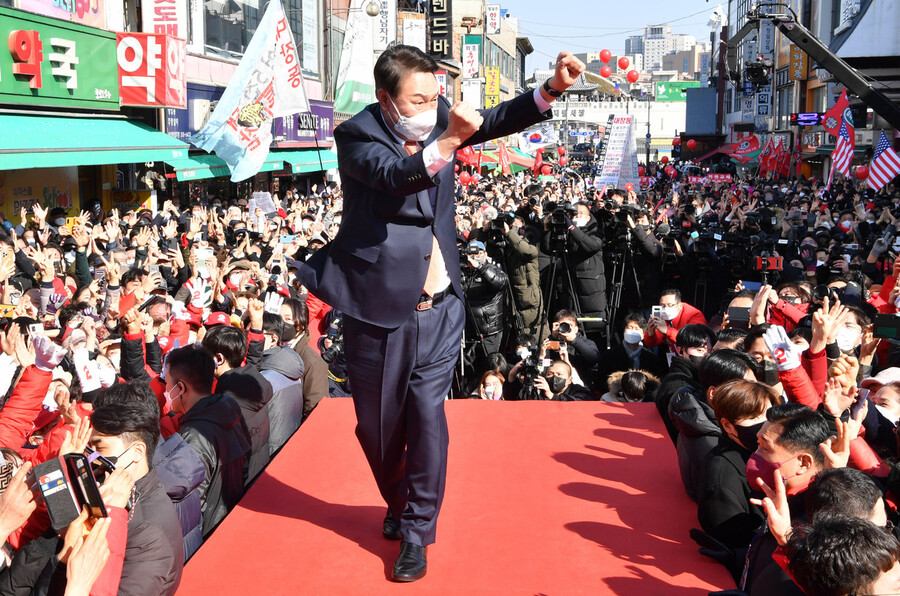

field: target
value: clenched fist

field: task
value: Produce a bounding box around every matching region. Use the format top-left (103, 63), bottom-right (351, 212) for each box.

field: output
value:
top-left (549, 51), bottom-right (586, 91)
top-left (446, 101), bottom-right (483, 145)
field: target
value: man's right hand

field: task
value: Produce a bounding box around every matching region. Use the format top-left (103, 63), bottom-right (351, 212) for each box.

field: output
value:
top-left (437, 102), bottom-right (483, 158)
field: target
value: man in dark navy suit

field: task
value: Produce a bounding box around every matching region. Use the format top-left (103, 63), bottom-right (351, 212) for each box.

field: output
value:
top-left (300, 44), bottom-right (584, 582)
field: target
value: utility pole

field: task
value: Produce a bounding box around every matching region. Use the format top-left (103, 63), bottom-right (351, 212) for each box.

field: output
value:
top-left (645, 99), bottom-right (651, 167)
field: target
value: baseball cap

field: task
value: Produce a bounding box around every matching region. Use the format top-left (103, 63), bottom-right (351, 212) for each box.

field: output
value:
top-left (204, 311), bottom-right (231, 327)
top-left (861, 367), bottom-right (900, 390)
top-left (467, 240), bottom-right (486, 254)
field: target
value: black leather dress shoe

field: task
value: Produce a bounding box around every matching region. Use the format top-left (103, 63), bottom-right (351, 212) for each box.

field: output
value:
top-left (382, 510), bottom-right (401, 540)
top-left (390, 541), bottom-right (426, 582)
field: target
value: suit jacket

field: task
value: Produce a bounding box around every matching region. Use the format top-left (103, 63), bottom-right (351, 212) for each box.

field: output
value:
top-left (300, 91), bottom-right (551, 329)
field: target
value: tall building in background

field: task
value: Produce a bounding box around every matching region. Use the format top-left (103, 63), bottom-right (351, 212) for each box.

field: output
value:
top-left (625, 35), bottom-right (644, 57)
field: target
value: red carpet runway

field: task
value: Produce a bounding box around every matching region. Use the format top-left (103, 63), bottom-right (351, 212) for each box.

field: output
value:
top-left (180, 399), bottom-right (733, 594)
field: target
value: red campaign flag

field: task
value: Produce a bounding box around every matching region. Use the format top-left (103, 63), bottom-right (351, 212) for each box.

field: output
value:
top-left (822, 88), bottom-right (852, 138)
top-left (778, 139), bottom-right (792, 178)
top-left (458, 145), bottom-right (478, 166)
top-left (869, 131), bottom-right (900, 192)
top-left (794, 134), bottom-right (803, 177)
top-left (497, 141), bottom-right (512, 176)
top-left (758, 138), bottom-right (774, 174)
top-left (532, 149), bottom-right (544, 175)
top-left (727, 134), bottom-right (761, 164)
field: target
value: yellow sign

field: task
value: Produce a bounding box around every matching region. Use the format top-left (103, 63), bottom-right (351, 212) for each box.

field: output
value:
top-left (790, 45), bottom-right (807, 80)
top-left (112, 190), bottom-right (154, 214)
top-left (485, 94), bottom-right (500, 108)
top-left (0, 167), bottom-right (79, 224)
top-left (485, 66), bottom-right (500, 96)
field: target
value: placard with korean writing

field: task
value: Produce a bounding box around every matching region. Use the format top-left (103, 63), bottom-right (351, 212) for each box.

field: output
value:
top-left (117, 33), bottom-right (186, 108)
top-left (485, 67), bottom-right (499, 96)
top-left (434, 70), bottom-right (447, 98)
top-left (790, 45), bottom-right (807, 80)
top-left (0, 7), bottom-right (118, 109)
top-left (485, 5), bottom-right (501, 35)
top-left (426, 0), bottom-right (451, 60)
top-left (374, 0), bottom-right (397, 52)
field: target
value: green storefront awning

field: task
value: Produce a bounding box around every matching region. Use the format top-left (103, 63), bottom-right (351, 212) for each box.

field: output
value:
top-left (164, 154), bottom-right (285, 181)
top-left (0, 114), bottom-right (189, 170)
top-left (270, 149), bottom-right (338, 174)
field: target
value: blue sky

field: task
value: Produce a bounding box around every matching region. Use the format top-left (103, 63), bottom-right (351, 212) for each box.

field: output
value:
top-left (507, 0), bottom-right (721, 73)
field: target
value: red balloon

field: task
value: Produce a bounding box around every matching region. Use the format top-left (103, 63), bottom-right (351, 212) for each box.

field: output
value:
top-left (660, 156), bottom-right (669, 164)
top-left (599, 49), bottom-right (611, 64)
top-left (557, 146), bottom-right (566, 156)
top-left (665, 166), bottom-right (676, 177)
top-left (638, 166), bottom-right (645, 176)
top-left (600, 66), bottom-right (612, 78)
top-left (559, 156), bottom-right (568, 167)
top-left (454, 164), bottom-right (459, 172)
top-left (856, 165), bottom-right (869, 179)
top-left (687, 139), bottom-right (697, 150)
top-left (626, 70), bottom-right (640, 83)
top-left (458, 171), bottom-right (471, 184)
top-left (540, 164), bottom-right (553, 176)
top-left (618, 56), bottom-right (630, 70)
top-left (672, 138), bottom-right (681, 147)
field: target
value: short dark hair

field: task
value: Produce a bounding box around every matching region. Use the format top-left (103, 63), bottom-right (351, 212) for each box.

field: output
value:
top-left (699, 348), bottom-right (757, 388)
top-left (373, 44), bottom-right (438, 97)
top-left (624, 313), bottom-right (647, 329)
top-left (660, 288), bottom-right (682, 303)
top-left (806, 468), bottom-right (883, 522)
top-left (715, 327), bottom-right (748, 351)
top-left (712, 379), bottom-right (778, 422)
top-left (620, 371), bottom-right (658, 402)
top-left (786, 515), bottom-right (900, 596)
top-left (91, 394), bottom-right (161, 465)
top-left (767, 403), bottom-right (831, 467)
top-left (262, 312), bottom-right (285, 342)
top-left (202, 326), bottom-right (247, 369)
top-left (285, 297), bottom-right (308, 334)
top-left (165, 345), bottom-right (216, 395)
top-left (744, 323), bottom-right (773, 354)
top-left (553, 309), bottom-right (577, 323)
top-left (676, 324), bottom-right (715, 350)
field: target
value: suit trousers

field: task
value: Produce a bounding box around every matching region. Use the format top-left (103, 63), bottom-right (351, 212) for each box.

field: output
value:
top-left (343, 293), bottom-right (464, 547)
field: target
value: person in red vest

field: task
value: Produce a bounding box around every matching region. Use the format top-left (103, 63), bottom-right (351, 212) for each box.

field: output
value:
top-left (644, 289), bottom-right (708, 351)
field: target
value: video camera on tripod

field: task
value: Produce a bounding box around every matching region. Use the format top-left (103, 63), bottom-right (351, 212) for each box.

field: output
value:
top-left (515, 346), bottom-right (546, 401)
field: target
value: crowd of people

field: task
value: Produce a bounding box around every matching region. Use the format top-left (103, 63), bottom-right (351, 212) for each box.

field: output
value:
top-left (0, 159), bottom-right (896, 593)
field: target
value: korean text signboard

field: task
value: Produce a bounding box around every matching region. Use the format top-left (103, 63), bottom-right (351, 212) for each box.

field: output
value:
top-left (790, 45), bottom-right (807, 80)
top-left (0, 7), bottom-right (118, 109)
top-left (17, 0), bottom-right (105, 29)
top-left (595, 115), bottom-right (639, 189)
top-left (273, 99), bottom-right (335, 146)
top-left (116, 33), bottom-right (186, 108)
top-left (485, 5), bottom-right (501, 34)
top-left (462, 43), bottom-right (479, 78)
top-left (485, 66), bottom-right (499, 108)
top-left (141, 0), bottom-right (188, 39)
top-left (426, 0), bottom-right (451, 60)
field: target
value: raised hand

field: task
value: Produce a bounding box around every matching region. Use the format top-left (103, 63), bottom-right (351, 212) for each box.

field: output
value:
top-left (749, 470), bottom-right (792, 547)
top-left (550, 51), bottom-right (586, 90)
top-left (762, 325), bottom-right (803, 372)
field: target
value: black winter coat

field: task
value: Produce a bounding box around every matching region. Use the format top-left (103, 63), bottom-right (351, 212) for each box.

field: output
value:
top-left (669, 384), bottom-right (721, 501)
top-left (462, 260), bottom-right (508, 337)
top-left (655, 355), bottom-right (701, 444)
top-left (178, 393), bottom-right (251, 537)
top-left (543, 216), bottom-right (607, 316)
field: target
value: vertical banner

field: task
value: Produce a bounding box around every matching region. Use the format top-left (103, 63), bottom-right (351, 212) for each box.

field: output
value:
top-left (461, 78), bottom-right (483, 109)
top-left (595, 115), bottom-right (638, 189)
top-left (334, 0), bottom-right (376, 115)
top-left (434, 70), bottom-right (447, 97)
top-left (402, 18), bottom-right (426, 52)
top-left (484, 66), bottom-right (500, 108)
top-left (462, 43), bottom-right (480, 78)
top-left (302, 0), bottom-right (319, 74)
top-left (426, 0), bottom-right (452, 60)
top-left (790, 45), bottom-right (807, 80)
top-left (374, 0), bottom-right (397, 52)
top-left (141, 0), bottom-right (188, 40)
top-left (189, 1), bottom-right (311, 181)
top-left (497, 140), bottom-right (511, 175)
top-left (484, 5), bottom-right (501, 34)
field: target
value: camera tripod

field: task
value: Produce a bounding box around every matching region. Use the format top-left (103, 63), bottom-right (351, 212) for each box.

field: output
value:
top-left (539, 243), bottom-right (583, 347)
top-left (606, 228), bottom-right (643, 350)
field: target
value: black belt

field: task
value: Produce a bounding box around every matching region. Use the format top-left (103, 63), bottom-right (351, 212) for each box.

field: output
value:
top-left (416, 290), bottom-right (447, 311)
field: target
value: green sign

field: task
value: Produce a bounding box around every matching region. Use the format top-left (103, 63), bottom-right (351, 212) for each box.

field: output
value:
top-left (0, 7), bottom-right (119, 110)
top-left (654, 81), bottom-right (701, 102)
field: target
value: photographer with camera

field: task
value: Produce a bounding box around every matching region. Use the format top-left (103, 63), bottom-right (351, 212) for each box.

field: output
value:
top-left (541, 202), bottom-right (607, 337)
top-left (547, 309), bottom-right (600, 392)
top-left (531, 360), bottom-right (593, 401)
top-left (461, 241), bottom-right (509, 383)
top-left (645, 289), bottom-right (708, 352)
top-left (492, 214), bottom-right (544, 338)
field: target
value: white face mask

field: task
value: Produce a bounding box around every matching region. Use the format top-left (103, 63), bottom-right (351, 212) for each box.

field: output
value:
top-left (661, 305), bottom-right (680, 321)
top-left (835, 327), bottom-right (860, 352)
top-left (572, 216), bottom-right (589, 228)
top-left (229, 272), bottom-right (243, 286)
top-left (875, 404), bottom-right (900, 425)
top-left (483, 385), bottom-right (497, 399)
top-left (516, 347), bottom-right (531, 360)
top-left (388, 96), bottom-right (437, 142)
top-left (623, 329), bottom-right (643, 345)
top-left (816, 259), bottom-right (826, 267)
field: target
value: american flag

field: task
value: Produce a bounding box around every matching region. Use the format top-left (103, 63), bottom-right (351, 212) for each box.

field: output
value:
top-left (826, 120), bottom-right (854, 188)
top-left (868, 131), bottom-right (900, 191)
